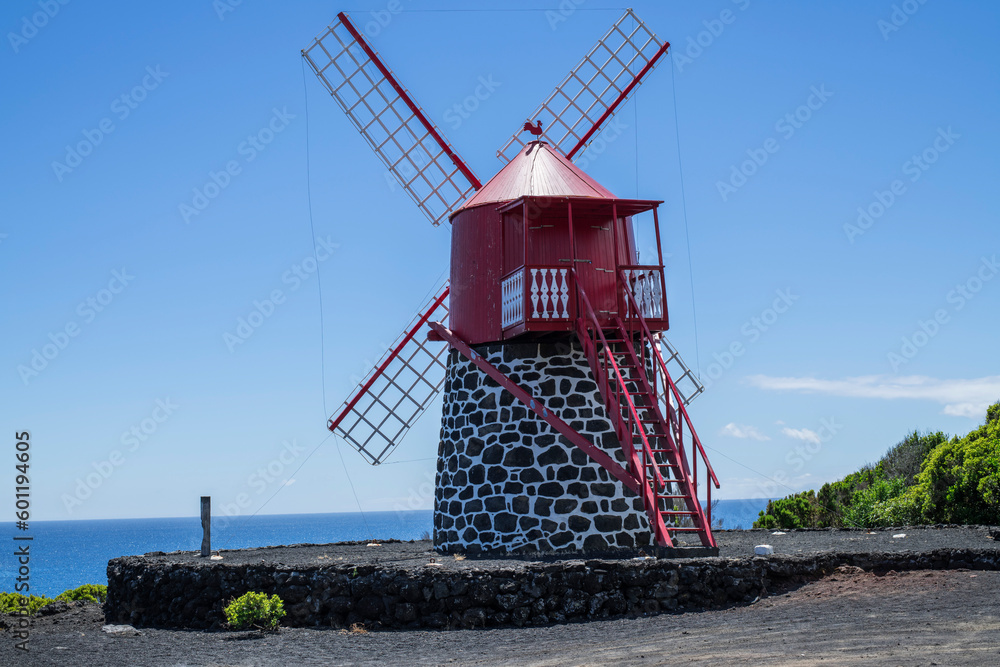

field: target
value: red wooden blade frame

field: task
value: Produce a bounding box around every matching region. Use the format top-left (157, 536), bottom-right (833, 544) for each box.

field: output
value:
top-left (303, 13), bottom-right (481, 226)
top-left (328, 285), bottom-right (450, 464)
top-left (497, 9), bottom-right (670, 164)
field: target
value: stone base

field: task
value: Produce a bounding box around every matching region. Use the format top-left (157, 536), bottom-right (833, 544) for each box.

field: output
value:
top-left (434, 340), bottom-right (651, 554)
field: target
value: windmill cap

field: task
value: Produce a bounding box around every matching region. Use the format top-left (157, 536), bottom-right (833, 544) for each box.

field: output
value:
top-left (451, 141), bottom-right (618, 219)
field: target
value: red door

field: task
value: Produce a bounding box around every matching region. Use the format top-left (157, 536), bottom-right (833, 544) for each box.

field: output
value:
top-left (571, 205), bottom-right (618, 326)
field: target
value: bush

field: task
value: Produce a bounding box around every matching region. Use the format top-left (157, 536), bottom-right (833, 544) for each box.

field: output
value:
top-left (910, 407), bottom-right (1000, 525)
top-left (224, 592), bottom-right (286, 631)
top-left (869, 489), bottom-right (922, 526)
top-left (56, 584), bottom-right (107, 604)
top-left (753, 491), bottom-right (820, 529)
top-left (753, 403), bottom-right (1000, 530)
top-left (842, 477), bottom-right (907, 528)
top-left (0, 585), bottom-right (107, 616)
top-left (0, 592), bottom-right (54, 615)
top-left (880, 430), bottom-right (948, 483)
top-left (816, 464), bottom-right (883, 527)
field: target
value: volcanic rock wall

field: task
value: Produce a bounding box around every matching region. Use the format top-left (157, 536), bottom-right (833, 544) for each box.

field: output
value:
top-left (104, 548), bottom-right (1000, 630)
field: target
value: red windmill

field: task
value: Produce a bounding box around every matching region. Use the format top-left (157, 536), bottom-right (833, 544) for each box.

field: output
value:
top-left (303, 10), bottom-right (719, 554)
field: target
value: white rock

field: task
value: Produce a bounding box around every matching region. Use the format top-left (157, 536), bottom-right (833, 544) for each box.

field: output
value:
top-left (771, 531), bottom-right (786, 536)
top-left (892, 533), bottom-right (906, 539)
top-left (102, 624), bottom-right (141, 637)
top-left (754, 544), bottom-right (774, 556)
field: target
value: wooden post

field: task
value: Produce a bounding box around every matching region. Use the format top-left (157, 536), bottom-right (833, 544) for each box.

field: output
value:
top-left (200, 496), bottom-right (211, 557)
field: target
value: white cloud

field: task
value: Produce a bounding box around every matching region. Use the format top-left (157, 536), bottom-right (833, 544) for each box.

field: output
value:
top-left (746, 374), bottom-right (1000, 419)
top-left (720, 423), bottom-right (770, 441)
top-left (782, 427), bottom-right (822, 445)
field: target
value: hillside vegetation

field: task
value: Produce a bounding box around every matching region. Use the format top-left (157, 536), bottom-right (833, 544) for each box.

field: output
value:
top-left (755, 402), bottom-right (1000, 529)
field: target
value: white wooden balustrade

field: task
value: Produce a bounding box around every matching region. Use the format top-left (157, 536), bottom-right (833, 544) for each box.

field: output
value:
top-left (501, 271), bottom-right (524, 329)
top-left (529, 268), bottom-right (570, 320)
top-left (622, 268), bottom-right (664, 319)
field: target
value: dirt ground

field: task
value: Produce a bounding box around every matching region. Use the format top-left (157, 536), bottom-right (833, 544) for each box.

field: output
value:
top-left (5, 567), bottom-right (999, 666)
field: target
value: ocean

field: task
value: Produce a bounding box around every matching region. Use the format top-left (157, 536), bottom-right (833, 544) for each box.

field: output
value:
top-left (4, 499), bottom-right (769, 597)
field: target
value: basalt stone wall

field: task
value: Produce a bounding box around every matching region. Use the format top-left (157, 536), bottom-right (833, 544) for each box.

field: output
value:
top-left (434, 341), bottom-right (651, 554)
top-left (105, 548), bottom-right (1000, 630)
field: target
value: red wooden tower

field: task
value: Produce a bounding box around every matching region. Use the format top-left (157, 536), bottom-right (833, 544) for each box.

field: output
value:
top-left (304, 9), bottom-right (719, 554)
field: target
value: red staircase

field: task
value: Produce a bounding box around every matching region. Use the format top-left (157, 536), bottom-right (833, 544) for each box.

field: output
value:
top-left (574, 270), bottom-right (718, 549)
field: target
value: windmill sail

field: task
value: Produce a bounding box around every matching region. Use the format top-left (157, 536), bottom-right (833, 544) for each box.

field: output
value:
top-left (496, 9), bottom-right (670, 164)
top-left (303, 12), bottom-right (481, 226)
top-left (328, 285), bottom-right (450, 465)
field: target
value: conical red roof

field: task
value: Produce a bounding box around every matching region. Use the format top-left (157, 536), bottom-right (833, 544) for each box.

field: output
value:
top-left (452, 141), bottom-right (617, 218)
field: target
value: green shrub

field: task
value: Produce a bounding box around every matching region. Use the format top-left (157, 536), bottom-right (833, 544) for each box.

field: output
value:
top-left (987, 402), bottom-right (1000, 426)
top-left (816, 464), bottom-right (883, 527)
top-left (842, 477), bottom-right (907, 528)
top-left (869, 489), bottom-right (922, 526)
top-left (224, 592), bottom-right (286, 631)
top-left (753, 403), bottom-right (1000, 530)
top-left (910, 407), bottom-right (1000, 525)
top-left (753, 491), bottom-right (820, 529)
top-left (0, 585), bottom-right (108, 616)
top-left (880, 430), bottom-right (948, 483)
top-left (0, 592), bottom-right (54, 615)
top-left (56, 584), bottom-right (107, 604)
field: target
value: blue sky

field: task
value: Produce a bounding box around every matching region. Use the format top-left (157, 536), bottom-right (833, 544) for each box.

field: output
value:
top-left (2, 0), bottom-right (997, 522)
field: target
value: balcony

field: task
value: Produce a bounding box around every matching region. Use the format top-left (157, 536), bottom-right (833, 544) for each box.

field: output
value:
top-left (501, 264), bottom-right (667, 335)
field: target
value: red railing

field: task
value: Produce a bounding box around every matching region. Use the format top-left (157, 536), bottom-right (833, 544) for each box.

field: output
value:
top-left (618, 269), bottom-right (719, 533)
top-left (572, 270), bottom-right (674, 546)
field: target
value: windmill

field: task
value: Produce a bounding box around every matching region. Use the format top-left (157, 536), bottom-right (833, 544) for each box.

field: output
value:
top-left (302, 9), bottom-right (719, 554)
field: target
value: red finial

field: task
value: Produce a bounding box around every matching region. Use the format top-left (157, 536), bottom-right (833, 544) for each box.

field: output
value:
top-left (522, 120), bottom-right (543, 137)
